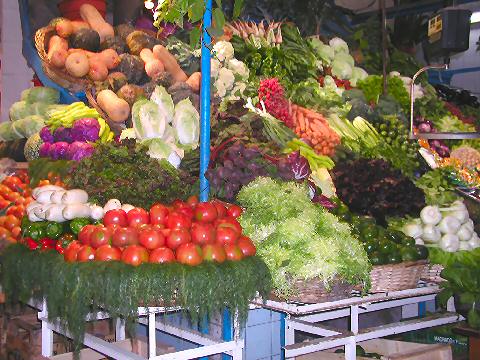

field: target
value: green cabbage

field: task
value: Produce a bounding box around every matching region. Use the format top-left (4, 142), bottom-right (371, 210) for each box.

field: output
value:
top-left (173, 99), bottom-right (200, 149)
top-left (331, 59), bottom-right (353, 80)
top-left (21, 87), bottom-right (59, 104)
top-left (132, 99), bottom-right (166, 139)
top-left (143, 138), bottom-right (183, 168)
top-left (150, 86), bottom-right (174, 124)
top-left (12, 115), bottom-right (45, 138)
top-left (329, 37), bottom-right (349, 54)
top-left (0, 122), bottom-right (22, 141)
top-left (9, 101), bottom-right (31, 121)
top-left (309, 38), bottom-right (334, 64)
top-left (334, 52), bottom-right (354, 67)
top-left (350, 67), bottom-right (369, 87)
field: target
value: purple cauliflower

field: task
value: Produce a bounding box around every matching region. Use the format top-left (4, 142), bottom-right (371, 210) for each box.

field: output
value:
top-left (53, 127), bottom-right (73, 143)
top-left (71, 118), bottom-right (100, 142)
top-left (39, 142), bottom-right (52, 158)
top-left (40, 127), bottom-right (54, 143)
top-left (67, 141), bottom-right (95, 161)
top-left (50, 142), bottom-right (69, 160)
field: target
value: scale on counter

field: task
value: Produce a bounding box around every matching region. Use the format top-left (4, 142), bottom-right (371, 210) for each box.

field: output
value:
top-left (409, 7), bottom-right (479, 140)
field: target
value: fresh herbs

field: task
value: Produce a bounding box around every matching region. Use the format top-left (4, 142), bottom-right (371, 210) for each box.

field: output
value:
top-left (67, 140), bottom-right (194, 208)
top-left (1, 244), bottom-right (271, 351)
top-left (237, 177), bottom-right (371, 299)
top-left (357, 75), bottom-right (410, 113)
top-left (415, 168), bottom-right (460, 206)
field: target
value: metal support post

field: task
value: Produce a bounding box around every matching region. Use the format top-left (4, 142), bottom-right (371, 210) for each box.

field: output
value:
top-left (115, 318), bottom-right (126, 341)
top-left (350, 305), bottom-right (359, 335)
top-left (149, 311), bottom-right (157, 359)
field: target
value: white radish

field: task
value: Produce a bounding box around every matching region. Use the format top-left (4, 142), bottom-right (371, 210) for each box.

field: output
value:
top-left (36, 190), bottom-right (57, 204)
top-left (34, 204), bottom-right (56, 220)
top-left (51, 190), bottom-right (67, 204)
top-left (62, 189), bottom-right (89, 204)
top-left (89, 204), bottom-right (104, 221)
top-left (32, 185), bottom-right (63, 199)
top-left (45, 205), bottom-right (67, 222)
top-left (26, 201), bottom-right (41, 213)
top-left (63, 204), bottom-right (92, 220)
top-left (104, 199), bottom-right (122, 212)
top-left (28, 211), bottom-right (43, 222)
top-left (121, 204), bottom-right (135, 213)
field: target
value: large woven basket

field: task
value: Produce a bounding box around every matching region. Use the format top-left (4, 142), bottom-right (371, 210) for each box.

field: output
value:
top-left (35, 25), bottom-right (91, 93)
top-left (271, 277), bottom-right (356, 304)
top-left (369, 260), bottom-right (429, 293)
top-left (420, 263), bottom-right (444, 284)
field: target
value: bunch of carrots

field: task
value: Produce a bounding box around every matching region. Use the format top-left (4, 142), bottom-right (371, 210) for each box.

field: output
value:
top-left (290, 104), bottom-right (340, 157)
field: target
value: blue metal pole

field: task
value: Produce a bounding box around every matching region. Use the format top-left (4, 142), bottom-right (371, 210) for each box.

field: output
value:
top-left (222, 309), bottom-right (233, 360)
top-left (199, 0), bottom-right (213, 202)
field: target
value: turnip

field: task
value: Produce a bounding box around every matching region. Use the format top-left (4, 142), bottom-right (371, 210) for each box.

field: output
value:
top-left (438, 216), bottom-right (461, 234)
top-left (422, 225), bottom-right (441, 243)
top-left (440, 233), bottom-right (460, 252)
top-left (403, 223), bottom-right (423, 239)
top-left (420, 205), bottom-right (442, 225)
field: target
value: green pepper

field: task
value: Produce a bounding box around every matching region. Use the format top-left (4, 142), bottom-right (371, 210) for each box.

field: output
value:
top-left (45, 222), bottom-right (64, 240)
top-left (69, 218), bottom-right (91, 235)
top-left (26, 222), bottom-right (46, 241)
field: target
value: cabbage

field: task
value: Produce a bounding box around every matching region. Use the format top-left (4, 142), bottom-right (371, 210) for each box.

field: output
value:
top-left (132, 99), bottom-right (166, 139)
top-left (150, 86), bottom-right (174, 124)
top-left (29, 102), bottom-right (49, 117)
top-left (11, 115), bottom-right (45, 137)
top-left (21, 87), bottom-right (59, 104)
top-left (173, 99), bottom-right (200, 149)
top-left (143, 139), bottom-right (183, 168)
top-left (334, 52), bottom-right (354, 67)
top-left (350, 67), bottom-right (369, 87)
top-left (331, 59), bottom-right (353, 80)
top-left (9, 101), bottom-right (31, 121)
top-left (329, 37), bottom-right (349, 54)
top-left (313, 42), bottom-right (334, 64)
top-left (0, 122), bottom-right (21, 141)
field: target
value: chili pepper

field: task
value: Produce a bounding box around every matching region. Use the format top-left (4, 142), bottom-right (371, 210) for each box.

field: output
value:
top-left (24, 237), bottom-right (39, 250)
top-left (40, 237), bottom-right (56, 249)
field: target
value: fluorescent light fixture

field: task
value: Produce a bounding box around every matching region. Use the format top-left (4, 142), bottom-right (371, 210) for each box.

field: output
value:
top-left (145, 0), bottom-right (155, 10)
top-left (471, 11), bottom-right (480, 23)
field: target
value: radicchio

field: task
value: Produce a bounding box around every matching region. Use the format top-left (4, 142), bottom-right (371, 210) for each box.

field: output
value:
top-left (287, 151), bottom-right (311, 180)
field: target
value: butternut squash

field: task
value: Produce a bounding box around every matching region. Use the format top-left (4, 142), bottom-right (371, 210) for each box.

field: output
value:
top-left (186, 72), bottom-right (201, 93)
top-left (88, 58), bottom-right (108, 81)
top-left (140, 48), bottom-right (165, 78)
top-left (47, 36), bottom-right (68, 68)
top-left (79, 4), bottom-right (114, 42)
top-left (152, 45), bottom-right (188, 82)
top-left (96, 89), bottom-right (130, 123)
top-left (55, 19), bottom-right (73, 38)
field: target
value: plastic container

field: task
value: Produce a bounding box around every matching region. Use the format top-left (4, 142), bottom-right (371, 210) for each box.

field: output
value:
top-left (58, 0), bottom-right (106, 21)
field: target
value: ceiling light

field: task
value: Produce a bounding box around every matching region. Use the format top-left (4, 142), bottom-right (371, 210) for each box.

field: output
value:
top-left (145, 0), bottom-right (155, 10)
top-left (471, 12), bottom-right (480, 23)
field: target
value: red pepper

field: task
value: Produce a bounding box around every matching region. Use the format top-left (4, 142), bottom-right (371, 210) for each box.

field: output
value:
top-left (25, 237), bottom-right (39, 250)
top-left (55, 241), bottom-right (66, 254)
top-left (40, 237), bottom-right (56, 249)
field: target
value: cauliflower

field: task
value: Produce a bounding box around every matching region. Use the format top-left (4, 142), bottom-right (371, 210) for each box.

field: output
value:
top-left (214, 79), bottom-right (227, 98)
top-left (211, 59), bottom-right (221, 78)
top-left (227, 59), bottom-right (249, 79)
top-left (213, 41), bottom-right (235, 62)
top-left (218, 67), bottom-right (235, 90)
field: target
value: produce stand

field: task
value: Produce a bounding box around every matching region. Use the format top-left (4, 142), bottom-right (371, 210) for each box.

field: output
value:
top-left (252, 285), bottom-right (463, 360)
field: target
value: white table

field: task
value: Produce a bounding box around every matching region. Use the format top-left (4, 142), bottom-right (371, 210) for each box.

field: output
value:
top-left (252, 286), bottom-right (462, 360)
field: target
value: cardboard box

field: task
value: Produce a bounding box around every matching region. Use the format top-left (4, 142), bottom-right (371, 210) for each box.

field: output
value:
top-left (296, 339), bottom-right (452, 360)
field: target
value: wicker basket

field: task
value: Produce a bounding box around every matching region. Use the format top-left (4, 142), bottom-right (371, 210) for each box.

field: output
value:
top-left (369, 260), bottom-right (429, 293)
top-left (420, 264), bottom-right (444, 284)
top-left (35, 25), bottom-right (91, 93)
top-left (85, 87), bottom-right (127, 135)
top-left (271, 277), bottom-right (356, 304)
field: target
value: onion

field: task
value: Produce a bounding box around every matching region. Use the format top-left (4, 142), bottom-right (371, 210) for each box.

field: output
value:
top-left (438, 216), bottom-right (461, 234)
top-left (422, 225), bottom-right (441, 243)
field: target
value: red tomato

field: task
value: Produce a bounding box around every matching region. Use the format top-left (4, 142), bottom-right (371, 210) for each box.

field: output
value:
top-left (0, 200), bottom-right (10, 210)
top-left (3, 176), bottom-right (23, 192)
top-left (216, 226), bottom-right (239, 246)
top-left (77, 245), bottom-right (95, 262)
top-left (149, 204), bottom-right (170, 225)
top-left (227, 205), bottom-right (243, 218)
top-left (121, 245), bottom-right (149, 266)
top-left (224, 244), bottom-right (244, 261)
top-left (11, 226), bottom-right (21, 239)
top-left (238, 236), bottom-right (256, 257)
top-left (166, 212), bottom-right (192, 229)
top-left (4, 215), bottom-right (20, 231)
top-left (187, 195), bottom-right (199, 207)
top-left (0, 227), bottom-right (11, 240)
top-left (78, 224), bottom-right (97, 245)
top-left (177, 206), bottom-right (194, 219)
top-left (176, 243), bottom-right (203, 266)
top-left (95, 245), bottom-right (122, 261)
top-left (6, 206), bottom-right (17, 217)
top-left (0, 184), bottom-right (11, 195)
top-left (212, 200), bottom-right (228, 218)
top-left (90, 226), bottom-right (113, 249)
top-left (112, 227), bottom-right (138, 247)
top-left (166, 228), bottom-right (191, 250)
top-left (202, 244), bottom-right (226, 263)
top-left (215, 217), bottom-right (242, 235)
top-left (172, 199), bottom-right (188, 209)
top-left (138, 228), bottom-right (165, 250)
top-left (160, 228), bottom-right (171, 238)
top-left (191, 222), bottom-right (216, 245)
top-left (194, 202), bottom-right (218, 223)
top-left (14, 197), bottom-right (25, 206)
top-left (149, 247), bottom-right (176, 264)
top-left (7, 205), bottom-right (24, 219)
top-left (5, 192), bottom-right (21, 202)
top-left (127, 208), bottom-right (150, 227)
top-left (103, 209), bottom-right (128, 227)
top-left (64, 241), bottom-right (82, 262)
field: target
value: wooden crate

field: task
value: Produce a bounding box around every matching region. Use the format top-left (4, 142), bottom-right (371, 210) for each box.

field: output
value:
top-left (296, 339), bottom-right (452, 360)
top-left (50, 336), bottom-right (175, 360)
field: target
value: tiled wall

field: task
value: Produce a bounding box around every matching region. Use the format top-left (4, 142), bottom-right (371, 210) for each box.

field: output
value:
top-left (1, 0), bottom-right (33, 122)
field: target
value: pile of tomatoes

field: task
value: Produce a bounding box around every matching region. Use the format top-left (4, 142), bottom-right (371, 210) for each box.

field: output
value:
top-left (63, 197), bottom-right (256, 266)
top-left (0, 171), bottom-right (33, 244)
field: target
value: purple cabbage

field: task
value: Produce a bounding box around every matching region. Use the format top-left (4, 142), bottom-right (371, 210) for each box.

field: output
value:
top-left (39, 142), bottom-right (52, 158)
top-left (66, 141), bottom-right (95, 161)
top-left (39, 127), bottom-right (54, 143)
top-left (53, 127), bottom-right (73, 143)
top-left (70, 118), bottom-right (100, 142)
top-left (49, 142), bottom-right (69, 160)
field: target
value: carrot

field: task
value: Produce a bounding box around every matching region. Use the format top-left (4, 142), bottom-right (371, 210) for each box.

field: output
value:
top-left (298, 112), bottom-right (306, 133)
